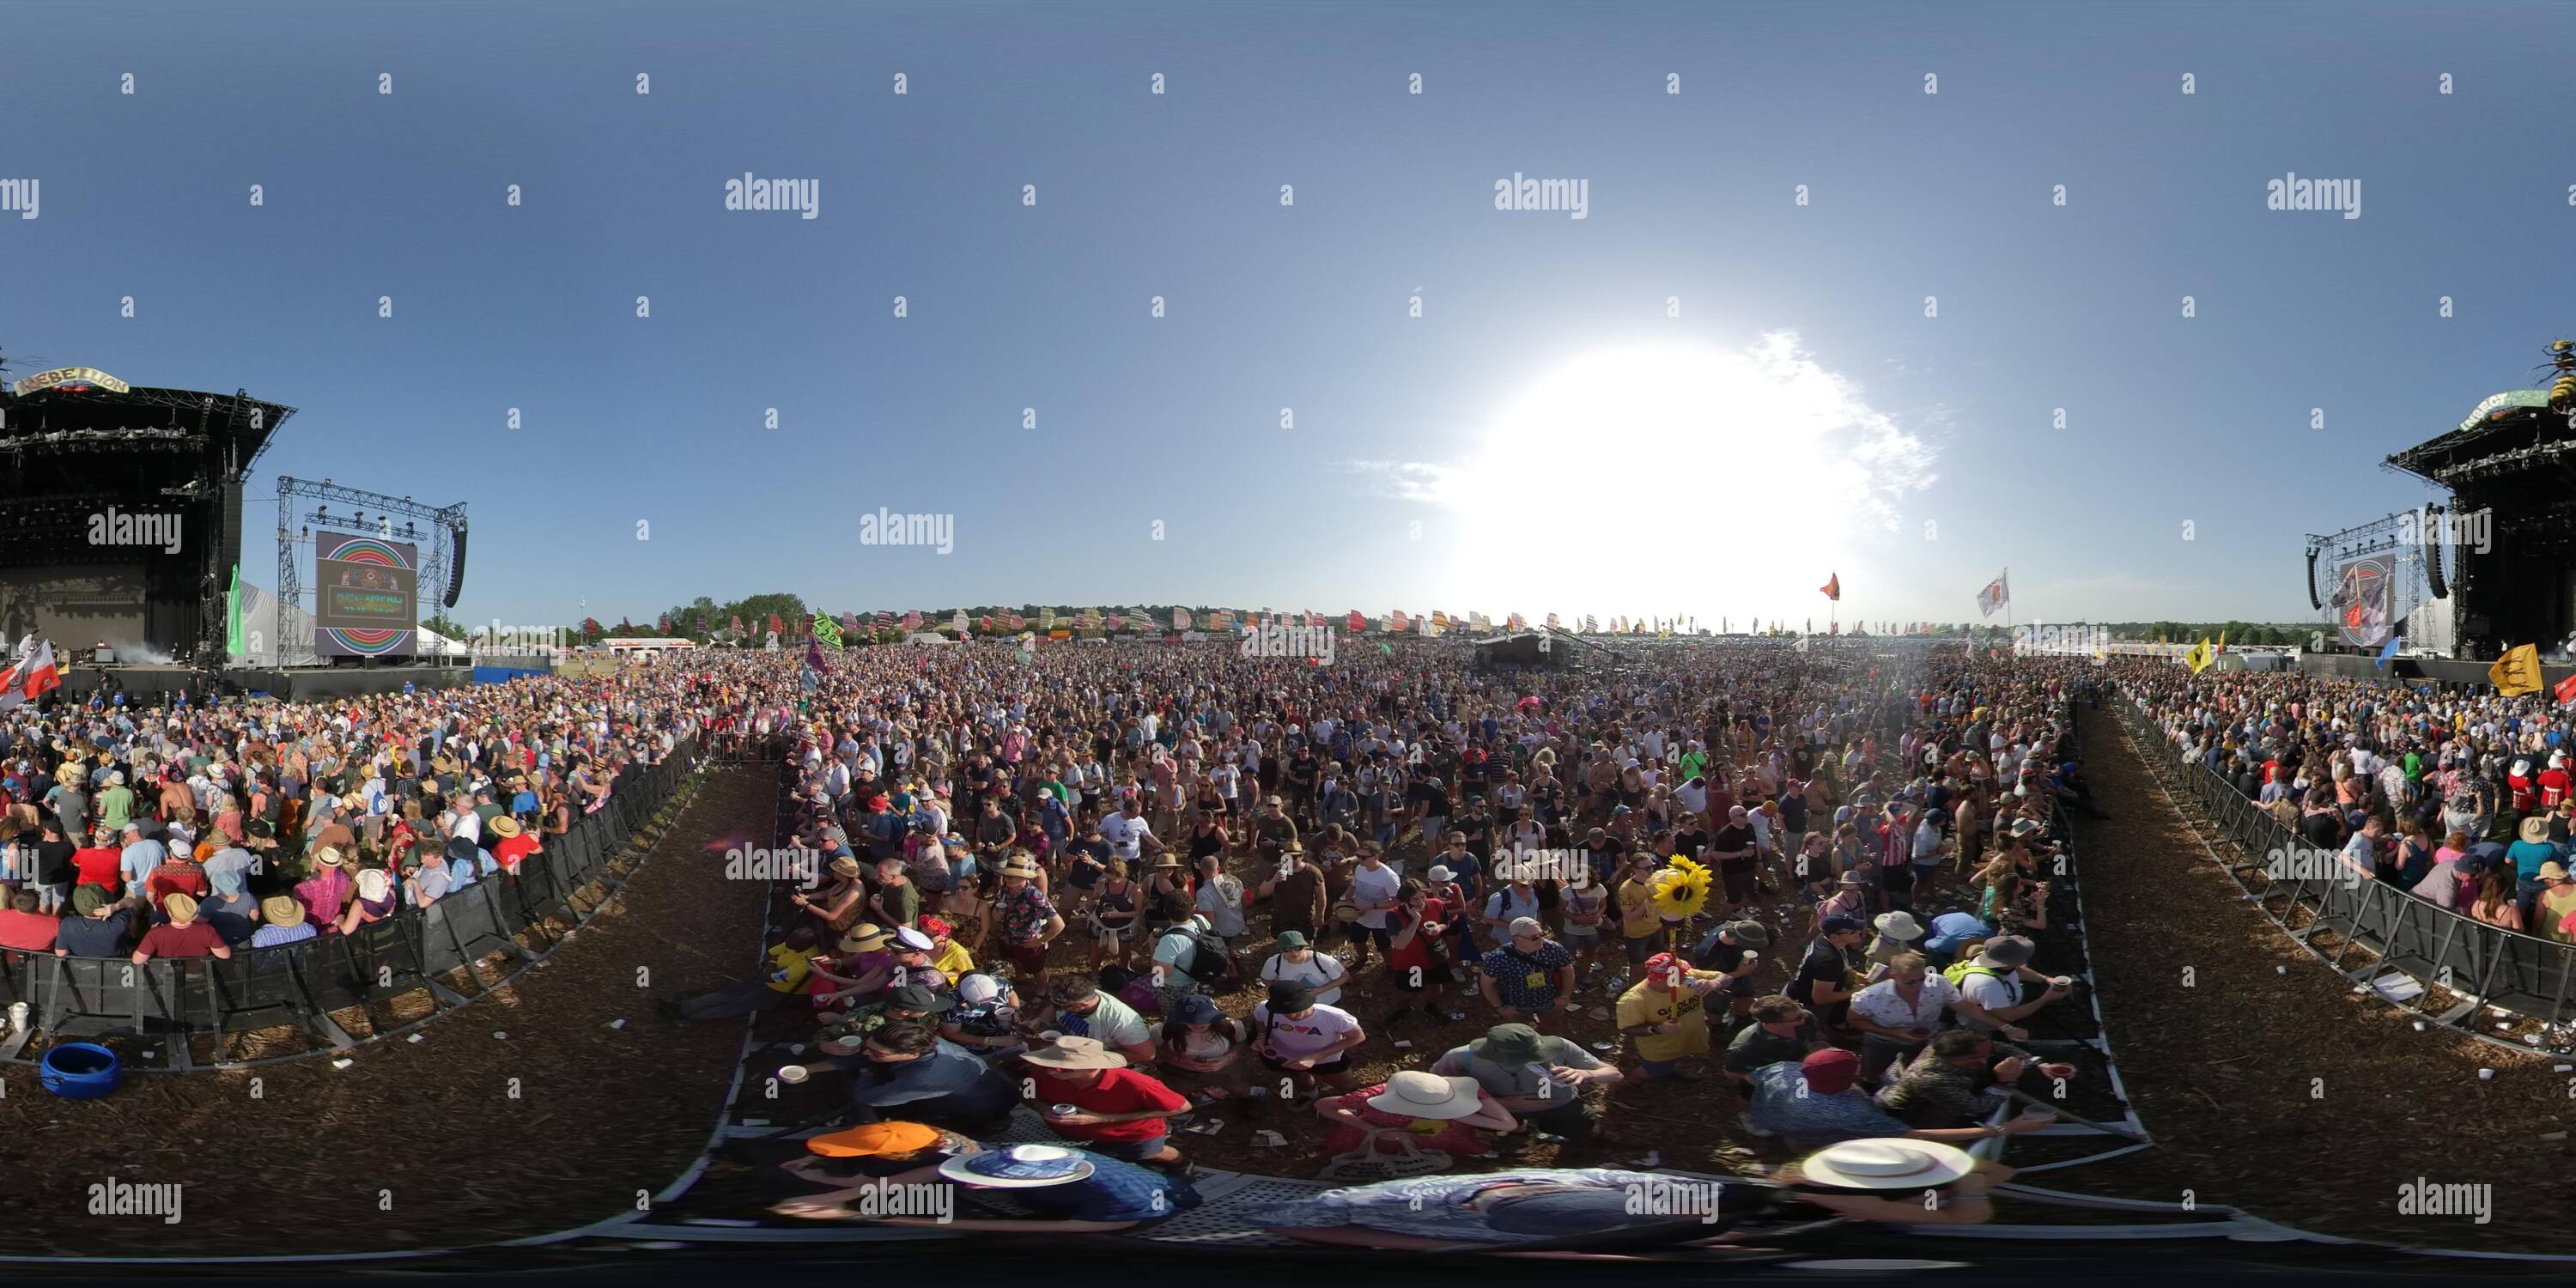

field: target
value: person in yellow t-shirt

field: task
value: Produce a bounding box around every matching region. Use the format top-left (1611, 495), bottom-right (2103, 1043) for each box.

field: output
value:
top-left (1617, 853), bottom-right (1666, 965)
top-left (663, 927), bottom-right (819, 1021)
top-left (923, 914), bottom-right (976, 978)
top-left (1614, 951), bottom-right (1730, 1079)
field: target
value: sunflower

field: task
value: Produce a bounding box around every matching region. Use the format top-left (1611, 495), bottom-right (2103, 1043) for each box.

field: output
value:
top-left (1649, 854), bottom-right (1714, 920)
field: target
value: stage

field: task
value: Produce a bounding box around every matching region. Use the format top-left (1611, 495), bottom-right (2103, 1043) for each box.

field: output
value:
top-left (58, 662), bottom-right (475, 703)
top-left (2293, 650), bottom-right (2575, 690)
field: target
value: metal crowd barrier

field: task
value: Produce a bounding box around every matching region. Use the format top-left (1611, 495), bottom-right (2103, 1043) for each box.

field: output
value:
top-left (0, 738), bottom-right (702, 1066)
top-left (2115, 696), bottom-right (2576, 1036)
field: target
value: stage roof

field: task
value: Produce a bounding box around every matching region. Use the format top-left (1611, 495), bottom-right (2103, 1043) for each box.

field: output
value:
top-left (0, 379), bottom-right (298, 471)
top-left (2385, 387), bottom-right (2569, 487)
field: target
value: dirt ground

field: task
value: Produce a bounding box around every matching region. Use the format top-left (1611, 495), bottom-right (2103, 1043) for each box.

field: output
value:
top-left (0, 766), bottom-right (775, 1257)
top-left (2057, 701), bottom-right (2575, 1252)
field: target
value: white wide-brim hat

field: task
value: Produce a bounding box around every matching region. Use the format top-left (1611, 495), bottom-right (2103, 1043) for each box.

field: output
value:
top-left (1365, 1070), bottom-right (1483, 1120)
top-left (1795, 1138), bottom-right (1976, 1190)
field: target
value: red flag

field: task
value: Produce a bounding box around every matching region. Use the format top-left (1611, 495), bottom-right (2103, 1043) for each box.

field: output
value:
top-left (1820, 573), bottom-right (1841, 601)
top-left (2556, 671), bottom-right (2576, 706)
top-left (1347, 610), bottom-right (1365, 633)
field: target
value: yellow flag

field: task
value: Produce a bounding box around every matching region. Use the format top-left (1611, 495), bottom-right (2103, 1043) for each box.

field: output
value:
top-left (2491, 643), bottom-right (2545, 696)
top-left (2184, 637), bottom-right (2215, 674)
top-left (2215, 631), bottom-right (2227, 655)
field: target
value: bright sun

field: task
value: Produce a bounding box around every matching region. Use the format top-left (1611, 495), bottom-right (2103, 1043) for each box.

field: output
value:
top-left (1443, 336), bottom-right (1928, 626)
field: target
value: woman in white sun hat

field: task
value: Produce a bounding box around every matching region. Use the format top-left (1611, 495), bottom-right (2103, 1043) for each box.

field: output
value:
top-left (1316, 1068), bottom-right (1516, 1161)
top-left (1771, 1136), bottom-right (2010, 1224)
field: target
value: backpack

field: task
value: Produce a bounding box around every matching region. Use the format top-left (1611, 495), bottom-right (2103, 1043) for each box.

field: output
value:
top-left (1172, 926), bottom-right (1238, 986)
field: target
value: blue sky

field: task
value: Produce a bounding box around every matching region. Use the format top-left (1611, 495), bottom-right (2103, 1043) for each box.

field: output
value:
top-left (4, 0), bottom-right (2568, 633)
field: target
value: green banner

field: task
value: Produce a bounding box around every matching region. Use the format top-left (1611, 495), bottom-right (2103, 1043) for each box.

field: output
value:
top-left (226, 563), bottom-right (244, 658)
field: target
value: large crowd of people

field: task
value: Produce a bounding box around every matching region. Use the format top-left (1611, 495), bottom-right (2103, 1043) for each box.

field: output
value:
top-left (649, 633), bottom-right (2109, 1236)
top-left (0, 631), bottom-right (2118, 1242)
top-left (0, 652), bottom-right (761, 960)
top-left (2124, 659), bottom-right (2576, 939)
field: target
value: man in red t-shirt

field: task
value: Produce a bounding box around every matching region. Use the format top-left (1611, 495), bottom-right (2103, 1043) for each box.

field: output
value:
top-left (489, 814), bottom-right (542, 872)
top-left (132, 894), bottom-right (232, 964)
top-left (1024, 1036), bottom-right (1188, 1168)
top-left (73, 837), bottom-right (126, 896)
top-left (0, 891), bottom-right (61, 951)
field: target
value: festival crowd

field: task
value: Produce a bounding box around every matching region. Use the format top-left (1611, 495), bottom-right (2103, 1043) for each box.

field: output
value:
top-left (649, 635), bottom-right (2109, 1242)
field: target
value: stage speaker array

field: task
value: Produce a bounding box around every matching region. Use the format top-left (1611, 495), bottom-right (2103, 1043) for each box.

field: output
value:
top-left (444, 521), bottom-right (467, 608)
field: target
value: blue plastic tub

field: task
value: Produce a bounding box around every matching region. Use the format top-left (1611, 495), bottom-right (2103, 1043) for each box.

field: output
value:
top-left (40, 1042), bottom-right (122, 1099)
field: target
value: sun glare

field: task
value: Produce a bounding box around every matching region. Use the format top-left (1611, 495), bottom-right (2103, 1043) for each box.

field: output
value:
top-left (1444, 336), bottom-right (1929, 623)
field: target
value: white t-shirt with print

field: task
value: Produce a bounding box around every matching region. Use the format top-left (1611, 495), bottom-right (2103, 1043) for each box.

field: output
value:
top-left (1250, 1001), bottom-right (1361, 1060)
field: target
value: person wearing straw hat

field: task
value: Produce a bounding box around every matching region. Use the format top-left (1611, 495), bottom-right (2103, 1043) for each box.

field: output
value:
top-left (487, 811), bottom-right (541, 874)
top-left (250, 894), bottom-right (319, 948)
top-left (1769, 1137), bottom-right (2012, 1224)
top-left (132, 892), bottom-right (231, 963)
top-left (1315, 1068), bottom-right (1517, 1162)
top-left (1023, 1035), bottom-right (1191, 1168)
top-left (295, 846), bottom-right (355, 932)
top-left (992, 851), bottom-right (1065, 981)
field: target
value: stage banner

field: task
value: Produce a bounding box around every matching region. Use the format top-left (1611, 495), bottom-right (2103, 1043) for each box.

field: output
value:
top-left (313, 532), bottom-right (418, 657)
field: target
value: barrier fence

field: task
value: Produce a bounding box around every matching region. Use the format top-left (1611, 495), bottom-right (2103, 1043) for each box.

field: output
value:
top-left (2115, 695), bottom-right (2576, 1037)
top-left (0, 738), bottom-right (703, 1067)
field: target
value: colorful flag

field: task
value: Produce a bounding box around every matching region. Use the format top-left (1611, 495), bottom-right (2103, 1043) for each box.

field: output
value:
top-left (1391, 610), bottom-right (1411, 633)
top-left (2555, 669), bottom-right (2576, 705)
top-left (0, 639), bottom-right (60, 710)
top-left (813, 612), bottom-right (842, 646)
top-left (804, 638), bottom-right (829, 673)
top-left (2184, 637), bottom-right (2215, 675)
top-left (729, 615), bottom-right (744, 635)
top-left (2492, 643), bottom-right (2545, 696)
top-left (1977, 571), bottom-right (2009, 618)
top-left (1820, 573), bottom-right (1840, 601)
top-left (1347, 610), bottom-right (1365, 633)
top-left (2376, 636), bottom-right (2403, 671)
top-left (1175, 607), bottom-right (1194, 630)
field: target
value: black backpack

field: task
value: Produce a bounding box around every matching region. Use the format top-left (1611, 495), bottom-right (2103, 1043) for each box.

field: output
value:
top-left (1173, 926), bottom-right (1238, 986)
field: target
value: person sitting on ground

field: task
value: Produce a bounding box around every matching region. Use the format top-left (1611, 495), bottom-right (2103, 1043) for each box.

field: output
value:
top-left (1024, 1035), bottom-right (1193, 1169)
top-left (1876, 1028), bottom-right (2076, 1131)
top-left (815, 1019), bottom-right (1021, 1137)
top-left (1686, 919), bottom-right (1771, 1033)
top-left (1249, 981), bottom-right (1367, 1101)
top-left (1317, 1068), bottom-right (1519, 1163)
top-left (770, 1120), bottom-right (973, 1213)
top-left (1153, 992), bottom-right (1252, 1104)
top-left (1743, 1048), bottom-right (2056, 1149)
top-left (1946, 934), bottom-right (2071, 1040)
top-left (1722, 994), bottom-right (1820, 1094)
top-left (1431, 1021), bottom-right (1619, 1146)
top-left (1026, 976), bottom-right (1157, 1065)
top-left (940, 972), bottom-right (1027, 1060)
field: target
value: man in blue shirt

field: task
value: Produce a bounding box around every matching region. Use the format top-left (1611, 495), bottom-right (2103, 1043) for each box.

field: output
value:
top-left (1922, 909), bottom-right (1993, 967)
top-left (824, 1020), bottom-right (1019, 1136)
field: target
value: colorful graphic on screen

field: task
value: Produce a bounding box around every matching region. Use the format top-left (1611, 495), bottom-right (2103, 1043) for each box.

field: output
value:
top-left (313, 532), bottom-right (418, 657)
top-left (2330, 555), bottom-right (2395, 648)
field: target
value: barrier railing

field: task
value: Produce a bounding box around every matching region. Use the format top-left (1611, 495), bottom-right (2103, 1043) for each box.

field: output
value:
top-left (2115, 695), bottom-right (2576, 1037)
top-left (0, 738), bottom-right (702, 1066)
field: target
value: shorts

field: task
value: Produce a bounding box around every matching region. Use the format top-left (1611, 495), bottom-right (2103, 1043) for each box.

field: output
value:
top-left (1502, 998), bottom-right (1563, 1021)
top-left (1005, 939), bottom-right (1050, 977)
top-left (1349, 922), bottom-right (1392, 951)
top-left (1625, 934), bottom-right (1660, 964)
top-left (1560, 924), bottom-right (1600, 944)
top-left (1079, 1134), bottom-right (1170, 1163)
top-left (1721, 866), bottom-right (1756, 902)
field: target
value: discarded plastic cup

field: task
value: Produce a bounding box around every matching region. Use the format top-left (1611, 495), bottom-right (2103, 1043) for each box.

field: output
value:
top-left (778, 1064), bottom-right (811, 1084)
top-left (2478, 1067), bottom-right (2497, 1081)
